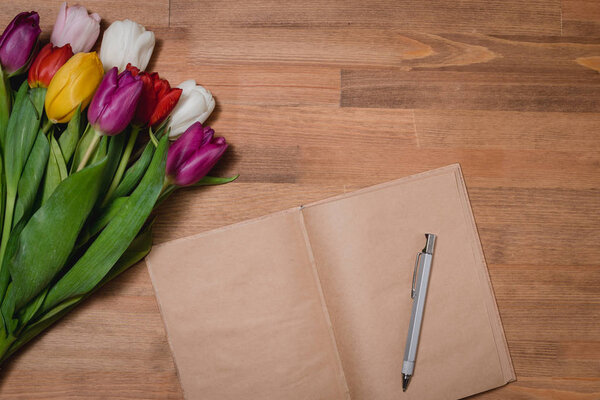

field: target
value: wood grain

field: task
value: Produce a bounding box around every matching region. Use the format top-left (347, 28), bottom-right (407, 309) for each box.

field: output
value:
top-left (1, 0), bottom-right (599, 399)
top-left (0, 0), bottom-right (169, 31)
top-left (171, 0), bottom-right (562, 36)
top-left (562, 0), bottom-right (600, 36)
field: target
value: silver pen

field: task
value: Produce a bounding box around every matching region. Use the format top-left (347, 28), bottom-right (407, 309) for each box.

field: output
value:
top-left (402, 233), bottom-right (436, 392)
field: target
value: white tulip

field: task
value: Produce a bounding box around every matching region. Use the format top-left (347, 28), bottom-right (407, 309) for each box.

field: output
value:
top-left (99, 19), bottom-right (155, 72)
top-left (167, 80), bottom-right (216, 139)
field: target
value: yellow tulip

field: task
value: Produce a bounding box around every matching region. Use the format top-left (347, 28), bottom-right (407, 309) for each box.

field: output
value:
top-left (45, 52), bottom-right (104, 123)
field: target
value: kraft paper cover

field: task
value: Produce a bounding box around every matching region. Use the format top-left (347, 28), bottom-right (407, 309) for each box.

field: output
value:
top-left (146, 164), bottom-right (515, 400)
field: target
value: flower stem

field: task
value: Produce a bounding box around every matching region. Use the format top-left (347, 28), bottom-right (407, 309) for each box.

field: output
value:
top-left (103, 125), bottom-right (140, 204)
top-left (41, 119), bottom-right (53, 135)
top-left (76, 132), bottom-right (101, 172)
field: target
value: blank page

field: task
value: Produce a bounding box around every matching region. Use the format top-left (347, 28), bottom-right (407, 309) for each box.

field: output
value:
top-left (146, 209), bottom-right (348, 400)
top-left (301, 164), bottom-right (514, 399)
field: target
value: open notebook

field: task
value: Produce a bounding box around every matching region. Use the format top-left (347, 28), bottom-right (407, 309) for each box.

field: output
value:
top-left (146, 164), bottom-right (515, 400)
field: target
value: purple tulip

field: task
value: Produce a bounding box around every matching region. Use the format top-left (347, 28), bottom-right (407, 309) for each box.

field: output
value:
top-left (166, 122), bottom-right (228, 186)
top-left (0, 12), bottom-right (41, 75)
top-left (88, 67), bottom-right (143, 136)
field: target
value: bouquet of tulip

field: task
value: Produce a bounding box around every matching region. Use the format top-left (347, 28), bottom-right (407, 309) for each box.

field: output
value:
top-left (0, 3), bottom-right (233, 363)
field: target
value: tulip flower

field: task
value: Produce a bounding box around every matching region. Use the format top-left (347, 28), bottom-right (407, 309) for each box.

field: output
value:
top-left (99, 20), bottom-right (155, 72)
top-left (0, 11), bottom-right (41, 75)
top-left (88, 67), bottom-right (143, 136)
top-left (51, 2), bottom-right (101, 54)
top-left (167, 80), bottom-right (215, 139)
top-left (28, 43), bottom-right (73, 89)
top-left (125, 64), bottom-right (182, 127)
top-left (166, 122), bottom-right (227, 186)
top-left (45, 52), bottom-right (104, 123)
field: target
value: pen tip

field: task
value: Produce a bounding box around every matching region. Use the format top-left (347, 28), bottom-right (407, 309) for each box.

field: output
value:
top-left (402, 374), bottom-right (411, 392)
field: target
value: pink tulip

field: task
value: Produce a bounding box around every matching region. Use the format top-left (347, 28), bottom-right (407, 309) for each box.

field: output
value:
top-left (51, 2), bottom-right (101, 54)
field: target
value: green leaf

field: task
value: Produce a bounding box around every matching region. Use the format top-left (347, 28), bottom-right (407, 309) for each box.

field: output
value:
top-left (41, 147), bottom-right (60, 203)
top-left (0, 153), bottom-right (4, 246)
top-left (0, 68), bottom-right (11, 150)
top-left (109, 141), bottom-right (155, 201)
top-left (41, 135), bottom-right (69, 203)
top-left (51, 136), bottom-right (68, 181)
top-left (1, 283), bottom-right (18, 334)
top-left (4, 84), bottom-right (45, 196)
top-left (5, 156), bottom-right (108, 312)
top-left (103, 222), bottom-right (154, 284)
top-left (70, 124), bottom-right (95, 174)
top-left (0, 224), bottom-right (154, 363)
top-left (16, 288), bottom-right (47, 331)
top-left (98, 133), bottom-right (126, 198)
top-left (58, 104), bottom-right (81, 164)
top-left (13, 132), bottom-right (50, 226)
top-left (194, 175), bottom-right (239, 186)
top-left (0, 220), bottom-right (26, 336)
top-left (71, 134), bottom-right (127, 248)
top-left (0, 294), bottom-right (80, 364)
top-left (91, 135), bottom-right (108, 165)
top-left (77, 197), bottom-right (128, 247)
top-left (42, 135), bottom-right (168, 312)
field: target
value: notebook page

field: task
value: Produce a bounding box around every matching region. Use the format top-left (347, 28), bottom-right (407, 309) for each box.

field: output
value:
top-left (146, 209), bottom-right (348, 400)
top-left (301, 165), bottom-right (514, 400)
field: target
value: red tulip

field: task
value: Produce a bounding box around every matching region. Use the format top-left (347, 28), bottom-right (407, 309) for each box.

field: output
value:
top-left (126, 63), bottom-right (182, 127)
top-left (28, 43), bottom-right (73, 88)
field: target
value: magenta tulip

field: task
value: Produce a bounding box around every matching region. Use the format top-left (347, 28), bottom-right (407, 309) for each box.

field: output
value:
top-left (87, 67), bottom-right (142, 136)
top-left (166, 122), bottom-right (228, 186)
top-left (0, 12), bottom-right (41, 75)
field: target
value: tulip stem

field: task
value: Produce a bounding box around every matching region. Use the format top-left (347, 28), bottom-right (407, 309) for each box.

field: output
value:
top-left (41, 119), bottom-right (53, 135)
top-left (103, 125), bottom-right (140, 204)
top-left (76, 132), bottom-right (101, 172)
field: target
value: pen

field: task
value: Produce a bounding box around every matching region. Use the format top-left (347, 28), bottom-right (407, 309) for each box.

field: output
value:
top-left (402, 233), bottom-right (436, 392)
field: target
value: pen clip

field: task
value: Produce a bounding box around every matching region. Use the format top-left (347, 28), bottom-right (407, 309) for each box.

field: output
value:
top-left (411, 252), bottom-right (422, 299)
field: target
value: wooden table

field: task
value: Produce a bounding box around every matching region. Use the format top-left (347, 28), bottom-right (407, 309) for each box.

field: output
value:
top-left (1, 0), bottom-right (599, 398)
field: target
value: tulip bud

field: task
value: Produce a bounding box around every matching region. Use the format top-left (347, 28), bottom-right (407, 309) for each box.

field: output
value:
top-left (99, 20), bottom-right (155, 72)
top-left (45, 52), bottom-right (104, 123)
top-left (51, 2), bottom-right (101, 54)
top-left (28, 43), bottom-right (73, 88)
top-left (167, 80), bottom-right (215, 139)
top-left (0, 11), bottom-right (41, 75)
top-left (126, 64), bottom-right (182, 127)
top-left (166, 122), bottom-right (227, 186)
top-left (87, 67), bottom-right (143, 136)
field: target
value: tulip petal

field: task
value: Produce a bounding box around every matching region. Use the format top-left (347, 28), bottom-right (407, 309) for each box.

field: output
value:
top-left (100, 20), bottom-right (155, 72)
top-left (166, 122), bottom-right (205, 176)
top-left (87, 67), bottom-right (118, 125)
top-left (150, 87), bottom-right (181, 126)
top-left (175, 141), bottom-right (228, 186)
top-left (46, 52), bottom-right (104, 123)
top-left (0, 12), bottom-right (41, 74)
top-left (51, 3), bottom-right (100, 53)
top-left (133, 30), bottom-right (155, 71)
top-left (168, 80), bottom-right (215, 138)
top-left (98, 76), bottom-right (142, 134)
